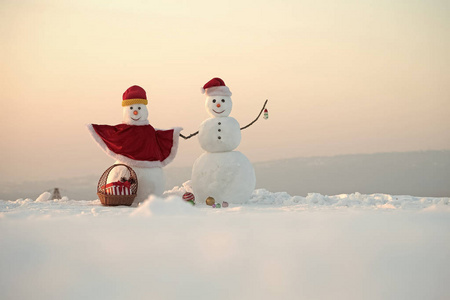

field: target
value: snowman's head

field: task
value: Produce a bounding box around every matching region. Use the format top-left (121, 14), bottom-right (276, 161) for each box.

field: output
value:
top-left (205, 95), bottom-right (232, 117)
top-left (122, 104), bottom-right (149, 125)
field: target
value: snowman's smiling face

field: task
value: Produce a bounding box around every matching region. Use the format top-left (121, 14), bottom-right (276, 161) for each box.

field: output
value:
top-left (205, 96), bottom-right (232, 117)
top-left (122, 104), bottom-right (149, 125)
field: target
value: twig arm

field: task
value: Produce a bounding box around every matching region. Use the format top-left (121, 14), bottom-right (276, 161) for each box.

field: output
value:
top-left (180, 131), bottom-right (199, 140)
top-left (240, 99), bottom-right (268, 131)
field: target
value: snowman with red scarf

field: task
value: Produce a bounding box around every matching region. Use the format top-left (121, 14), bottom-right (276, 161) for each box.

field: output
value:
top-left (87, 85), bottom-right (182, 204)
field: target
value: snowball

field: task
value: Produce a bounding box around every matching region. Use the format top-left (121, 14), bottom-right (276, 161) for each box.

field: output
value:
top-left (191, 151), bottom-right (256, 204)
top-left (198, 117), bottom-right (241, 152)
top-left (205, 95), bottom-right (232, 117)
top-left (122, 104), bottom-right (149, 125)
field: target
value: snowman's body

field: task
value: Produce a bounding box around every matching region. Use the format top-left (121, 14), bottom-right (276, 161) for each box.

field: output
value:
top-left (198, 117), bottom-right (241, 153)
top-left (108, 163), bottom-right (165, 203)
top-left (191, 80), bottom-right (256, 204)
top-left (192, 151), bottom-right (255, 204)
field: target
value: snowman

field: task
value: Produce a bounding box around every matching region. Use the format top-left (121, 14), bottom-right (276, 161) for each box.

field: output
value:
top-left (188, 78), bottom-right (260, 204)
top-left (87, 85), bottom-right (182, 204)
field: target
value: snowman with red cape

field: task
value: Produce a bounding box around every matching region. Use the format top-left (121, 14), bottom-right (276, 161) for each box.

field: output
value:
top-left (87, 85), bottom-right (182, 204)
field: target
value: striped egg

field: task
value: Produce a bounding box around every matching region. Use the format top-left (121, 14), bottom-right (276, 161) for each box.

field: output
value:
top-left (182, 192), bottom-right (195, 202)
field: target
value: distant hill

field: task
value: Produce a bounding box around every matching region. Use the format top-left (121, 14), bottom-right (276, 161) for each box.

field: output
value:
top-left (253, 150), bottom-right (450, 197)
top-left (1, 151), bottom-right (448, 200)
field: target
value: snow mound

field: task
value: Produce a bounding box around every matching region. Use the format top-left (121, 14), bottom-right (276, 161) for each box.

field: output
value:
top-left (163, 180), bottom-right (193, 197)
top-left (131, 195), bottom-right (199, 217)
top-left (250, 189), bottom-right (449, 209)
top-left (165, 181), bottom-right (449, 211)
top-left (35, 191), bottom-right (51, 202)
top-left (0, 183), bottom-right (449, 219)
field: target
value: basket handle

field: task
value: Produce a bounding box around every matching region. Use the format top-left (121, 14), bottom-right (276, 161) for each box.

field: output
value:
top-left (97, 164), bottom-right (138, 193)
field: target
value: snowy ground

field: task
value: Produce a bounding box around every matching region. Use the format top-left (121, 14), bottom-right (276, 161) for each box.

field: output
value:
top-left (1, 185), bottom-right (449, 300)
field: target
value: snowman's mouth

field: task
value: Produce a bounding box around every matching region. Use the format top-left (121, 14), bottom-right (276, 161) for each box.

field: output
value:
top-left (131, 117), bottom-right (141, 121)
top-left (213, 110), bottom-right (225, 114)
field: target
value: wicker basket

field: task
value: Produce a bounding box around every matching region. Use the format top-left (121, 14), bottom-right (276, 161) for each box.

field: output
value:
top-left (97, 164), bottom-right (138, 206)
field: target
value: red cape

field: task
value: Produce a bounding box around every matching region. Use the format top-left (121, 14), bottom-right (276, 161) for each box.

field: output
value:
top-left (87, 123), bottom-right (182, 168)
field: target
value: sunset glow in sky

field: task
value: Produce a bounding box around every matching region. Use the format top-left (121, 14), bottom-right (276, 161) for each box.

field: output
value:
top-left (1, 0), bottom-right (449, 181)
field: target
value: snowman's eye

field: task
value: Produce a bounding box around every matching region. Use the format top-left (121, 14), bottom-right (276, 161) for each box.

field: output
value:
top-left (138, 107), bottom-right (141, 110)
top-left (130, 107), bottom-right (133, 110)
top-left (212, 99), bottom-right (216, 103)
top-left (221, 99), bottom-right (225, 103)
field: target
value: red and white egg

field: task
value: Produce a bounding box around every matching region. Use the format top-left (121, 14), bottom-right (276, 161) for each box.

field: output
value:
top-left (182, 192), bottom-right (195, 202)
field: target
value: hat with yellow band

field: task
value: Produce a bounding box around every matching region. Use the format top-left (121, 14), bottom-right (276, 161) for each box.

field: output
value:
top-left (122, 85), bottom-right (148, 107)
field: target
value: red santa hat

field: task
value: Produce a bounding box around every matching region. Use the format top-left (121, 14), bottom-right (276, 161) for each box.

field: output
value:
top-left (201, 77), bottom-right (232, 96)
top-left (122, 85), bottom-right (148, 107)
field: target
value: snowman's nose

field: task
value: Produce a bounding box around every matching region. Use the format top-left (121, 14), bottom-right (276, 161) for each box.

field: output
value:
top-left (133, 110), bottom-right (138, 115)
top-left (216, 104), bottom-right (221, 108)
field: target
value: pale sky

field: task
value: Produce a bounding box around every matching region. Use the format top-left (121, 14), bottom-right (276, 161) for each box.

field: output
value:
top-left (1, 0), bottom-right (449, 181)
